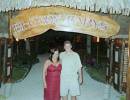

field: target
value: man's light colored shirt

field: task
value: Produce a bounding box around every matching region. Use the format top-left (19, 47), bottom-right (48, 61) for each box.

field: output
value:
top-left (60, 51), bottom-right (82, 78)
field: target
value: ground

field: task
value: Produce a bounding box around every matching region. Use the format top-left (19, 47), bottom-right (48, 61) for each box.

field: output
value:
top-left (0, 54), bottom-right (121, 100)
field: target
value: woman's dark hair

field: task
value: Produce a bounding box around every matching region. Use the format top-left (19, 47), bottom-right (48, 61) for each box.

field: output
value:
top-left (49, 48), bottom-right (60, 62)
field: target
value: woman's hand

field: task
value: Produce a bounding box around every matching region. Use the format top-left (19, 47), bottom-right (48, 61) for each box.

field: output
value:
top-left (44, 81), bottom-right (47, 88)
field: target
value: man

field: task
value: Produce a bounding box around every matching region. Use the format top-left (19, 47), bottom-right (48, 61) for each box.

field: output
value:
top-left (60, 40), bottom-right (83, 100)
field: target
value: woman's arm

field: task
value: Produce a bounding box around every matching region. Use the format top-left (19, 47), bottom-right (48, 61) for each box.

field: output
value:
top-left (43, 60), bottom-right (50, 88)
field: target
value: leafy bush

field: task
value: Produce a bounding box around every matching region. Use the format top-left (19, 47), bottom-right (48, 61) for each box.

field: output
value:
top-left (12, 52), bottom-right (39, 82)
top-left (12, 67), bottom-right (28, 82)
top-left (0, 95), bottom-right (6, 100)
top-left (13, 52), bottom-right (39, 68)
top-left (120, 95), bottom-right (126, 100)
top-left (85, 65), bottom-right (106, 83)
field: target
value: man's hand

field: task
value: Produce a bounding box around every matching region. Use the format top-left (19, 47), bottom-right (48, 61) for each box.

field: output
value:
top-left (79, 76), bottom-right (83, 85)
top-left (78, 68), bottom-right (83, 85)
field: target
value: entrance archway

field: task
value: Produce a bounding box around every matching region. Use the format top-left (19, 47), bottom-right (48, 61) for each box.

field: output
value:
top-left (2, 6), bottom-right (124, 100)
top-left (10, 6), bottom-right (119, 40)
top-left (10, 7), bottom-right (120, 89)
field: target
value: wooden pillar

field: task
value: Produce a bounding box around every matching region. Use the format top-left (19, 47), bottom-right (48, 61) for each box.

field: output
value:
top-left (35, 37), bottom-right (39, 54)
top-left (119, 40), bottom-right (125, 92)
top-left (127, 67), bottom-right (130, 100)
top-left (2, 38), bottom-right (13, 83)
top-left (6, 39), bottom-right (13, 82)
top-left (25, 39), bottom-right (30, 55)
top-left (25, 39), bottom-right (32, 68)
top-left (86, 35), bottom-right (91, 55)
top-left (105, 39), bottom-right (114, 85)
top-left (16, 40), bottom-right (19, 55)
top-left (5, 11), bottom-right (13, 83)
top-left (127, 27), bottom-right (130, 100)
top-left (0, 39), bottom-right (2, 87)
top-left (110, 39), bottom-right (114, 75)
top-left (106, 39), bottom-right (111, 83)
top-left (3, 38), bottom-right (7, 83)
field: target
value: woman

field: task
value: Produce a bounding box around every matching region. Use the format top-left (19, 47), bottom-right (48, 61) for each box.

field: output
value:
top-left (43, 49), bottom-right (62, 100)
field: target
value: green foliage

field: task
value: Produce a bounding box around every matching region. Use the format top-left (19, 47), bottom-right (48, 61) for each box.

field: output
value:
top-left (0, 95), bottom-right (6, 100)
top-left (12, 67), bottom-right (28, 82)
top-left (85, 65), bottom-right (106, 83)
top-left (13, 52), bottom-right (39, 68)
top-left (120, 95), bottom-right (126, 100)
top-left (12, 52), bottom-right (39, 82)
top-left (29, 53), bottom-right (39, 65)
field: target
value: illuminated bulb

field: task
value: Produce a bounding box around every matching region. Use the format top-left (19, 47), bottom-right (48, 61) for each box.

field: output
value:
top-left (16, 38), bottom-right (19, 42)
top-left (97, 37), bottom-right (100, 42)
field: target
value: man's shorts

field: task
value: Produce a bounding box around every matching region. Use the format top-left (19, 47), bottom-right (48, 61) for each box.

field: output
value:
top-left (60, 76), bottom-right (80, 96)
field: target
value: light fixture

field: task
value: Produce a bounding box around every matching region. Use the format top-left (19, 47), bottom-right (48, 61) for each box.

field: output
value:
top-left (16, 38), bottom-right (19, 42)
top-left (97, 36), bottom-right (100, 42)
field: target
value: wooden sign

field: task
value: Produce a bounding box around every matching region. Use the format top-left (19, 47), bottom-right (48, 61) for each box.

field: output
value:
top-left (10, 6), bottom-right (120, 39)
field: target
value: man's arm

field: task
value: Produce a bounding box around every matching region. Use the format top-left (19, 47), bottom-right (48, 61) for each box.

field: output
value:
top-left (78, 67), bottom-right (83, 85)
top-left (76, 53), bottom-right (83, 84)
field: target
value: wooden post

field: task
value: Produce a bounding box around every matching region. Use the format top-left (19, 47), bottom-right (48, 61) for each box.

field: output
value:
top-left (96, 43), bottom-right (99, 64)
top-left (2, 11), bottom-right (14, 98)
top-left (86, 35), bottom-right (91, 55)
top-left (127, 67), bottom-right (130, 100)
top-left (25, 39), bottom-right (30, 55)
top-left (3, 38), bottom-right (7, 83)
top-left (6, 10), bottom-right (13, 83)
top-left (110, 39), bottom-right (114, 75)
top-left (25, 39), bottom-right (31, 68)
top-left (0, 39), bottom-right (2, 87)
top-left (35, 37), bottom-right (39, 54)
top-left (16, 40), bottom-right (19, 55)
top-left (127, 27), bottom-right (130, 100)
top-left (119, 40), bottom-right (125, 92)
top-left (6, 39), bottom-right (13, 82)
top-left (106, 40), bottom-right (110, 83)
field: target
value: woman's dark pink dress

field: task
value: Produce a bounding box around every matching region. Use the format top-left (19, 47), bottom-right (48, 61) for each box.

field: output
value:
top-left (44, 63), bottom-right (62, 100)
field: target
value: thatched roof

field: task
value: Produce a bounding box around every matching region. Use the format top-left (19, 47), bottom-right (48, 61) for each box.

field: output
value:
top-left (111, 15), bottom-right (130, 39)
top-left (0, 13), bottom-right (8, 38)
top-left (0, 0), bottom-right (130, 38)
top-left (0, 0), bottom-right (130, 16)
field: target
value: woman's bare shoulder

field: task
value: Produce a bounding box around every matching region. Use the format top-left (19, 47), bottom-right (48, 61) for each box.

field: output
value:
top-left (44, 59), bottom-right (51, 65)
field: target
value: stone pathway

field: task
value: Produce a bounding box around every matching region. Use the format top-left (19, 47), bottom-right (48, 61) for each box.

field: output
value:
top-left (0, 54), bottom-right (120, 100)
